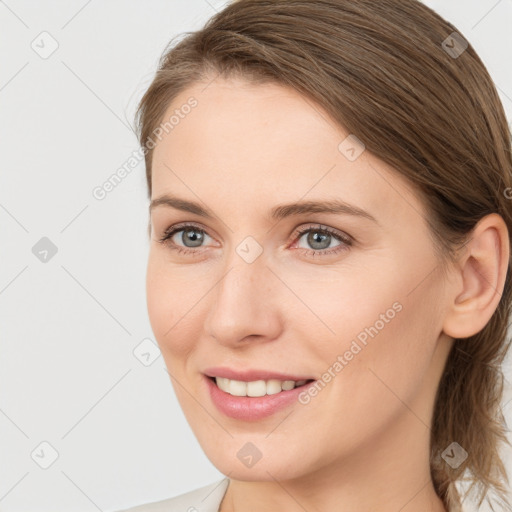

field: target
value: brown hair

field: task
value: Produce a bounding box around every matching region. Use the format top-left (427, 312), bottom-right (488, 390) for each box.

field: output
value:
top-left (135, 1), bottom-right (512, 510)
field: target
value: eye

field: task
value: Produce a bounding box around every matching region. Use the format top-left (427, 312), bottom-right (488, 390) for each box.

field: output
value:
top-left (157, 222), bottom-right (353, 258)
top-left (291, 224), bottom-right (352, 256)
top-left (157, 223), bottom-right (214, 254)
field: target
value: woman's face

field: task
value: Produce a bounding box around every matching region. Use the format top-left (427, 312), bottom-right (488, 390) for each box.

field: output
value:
top-left (147, 76), bottom-right (454, 481)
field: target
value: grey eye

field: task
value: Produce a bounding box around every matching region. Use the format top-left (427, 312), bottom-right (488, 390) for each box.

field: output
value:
top-left (174, 228), bottom-right (208, 248)
top-left (297, 230), bottom-right (341, 251)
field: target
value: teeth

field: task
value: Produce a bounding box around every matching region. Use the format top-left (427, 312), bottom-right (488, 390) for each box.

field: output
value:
top-left (281, 380), bottom-right (295, 391)
top-left (266, 379), bottom-right (283, 395)
top-left (247, 380), bottom-right (266, 397)
top-left (215, 377), bottom-right (309, 397)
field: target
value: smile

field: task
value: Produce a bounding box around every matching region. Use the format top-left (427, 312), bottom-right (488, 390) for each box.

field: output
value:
top-left (204, 375), bottom-right (316, 421)
top-left (212, 376), bottom-right (312, 397)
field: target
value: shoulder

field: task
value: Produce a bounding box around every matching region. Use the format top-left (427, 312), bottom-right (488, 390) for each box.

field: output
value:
top-left (115, 478), bottom-right (230, 512)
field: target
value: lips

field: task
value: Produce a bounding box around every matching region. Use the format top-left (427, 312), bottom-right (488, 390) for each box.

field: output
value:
top-left (204, 374), bottom-right (317, 420)
top-left (203, 366), bottom-right (315, 382)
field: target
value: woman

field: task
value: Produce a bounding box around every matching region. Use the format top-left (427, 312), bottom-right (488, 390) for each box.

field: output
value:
top-left (118, 0), bottom-right (512, 511)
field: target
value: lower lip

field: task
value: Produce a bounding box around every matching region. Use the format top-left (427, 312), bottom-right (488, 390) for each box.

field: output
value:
top-left (204, 375), bottom-right (316, 421)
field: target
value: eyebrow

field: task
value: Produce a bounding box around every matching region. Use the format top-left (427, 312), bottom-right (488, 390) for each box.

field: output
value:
top-left (149, 194), bottom-right (379, 224)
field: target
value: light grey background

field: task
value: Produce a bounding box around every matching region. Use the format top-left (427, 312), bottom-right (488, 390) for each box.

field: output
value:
top-left (0, 1), bottom-right (511, 511)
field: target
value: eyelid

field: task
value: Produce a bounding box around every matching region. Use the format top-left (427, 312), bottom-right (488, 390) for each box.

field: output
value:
top-left (158, 221), bottom-right (213, 240)
top-left (158, 221), bottom-right (353, 255)
top-left (290, 223), bottom-right (353, 245)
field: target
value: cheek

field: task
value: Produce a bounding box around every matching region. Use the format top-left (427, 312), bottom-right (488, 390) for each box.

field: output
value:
top-left (326, 277), bottom-right (443, 421)
top-left (277, 266), bottom-right (402, 353)
top-left (292, 263), bottom-right (442, 395)
top-left (146, 254), bottom-right (198, 357)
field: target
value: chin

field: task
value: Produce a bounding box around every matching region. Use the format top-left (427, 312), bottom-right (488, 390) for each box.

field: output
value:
top-left (199, 439), bottom-right (308, 482)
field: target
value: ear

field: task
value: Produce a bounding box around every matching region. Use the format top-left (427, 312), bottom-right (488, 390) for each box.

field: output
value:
top-left (442, 213), bottom-right (510, 339)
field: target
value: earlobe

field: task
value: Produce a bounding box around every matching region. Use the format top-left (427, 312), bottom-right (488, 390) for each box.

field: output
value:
top-left (443, 213), bottom-right (510, 339)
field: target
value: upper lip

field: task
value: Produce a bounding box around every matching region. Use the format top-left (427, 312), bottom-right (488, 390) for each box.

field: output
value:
top-left (203, 366), bottom-right (315, 382)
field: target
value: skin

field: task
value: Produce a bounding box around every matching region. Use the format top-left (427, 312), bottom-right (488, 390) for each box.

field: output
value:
top-left (146, 76), bottom-right (510, 512)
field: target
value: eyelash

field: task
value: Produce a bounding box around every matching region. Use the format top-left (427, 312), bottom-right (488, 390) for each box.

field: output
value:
top-left (157, 222), bottom-right (353, 258)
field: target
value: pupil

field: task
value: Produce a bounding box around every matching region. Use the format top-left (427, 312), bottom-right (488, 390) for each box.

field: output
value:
top-left (308, 231), bottom-right (330, 250)
top-left (183, 229), bottom-right (203, 247)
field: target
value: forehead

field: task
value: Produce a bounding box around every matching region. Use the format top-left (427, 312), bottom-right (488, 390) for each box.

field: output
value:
top-left (156, 77), bottom-right (339, 159)
top-left (150, 77), bottom-right (426, 227)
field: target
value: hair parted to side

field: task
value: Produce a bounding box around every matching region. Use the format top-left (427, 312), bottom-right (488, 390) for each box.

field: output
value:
top-left (135, 1), bottom-right (512, 510)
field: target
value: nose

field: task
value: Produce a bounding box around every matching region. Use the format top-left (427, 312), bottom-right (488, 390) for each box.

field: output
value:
top-left (203, 254), bottom-right (283, 347)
